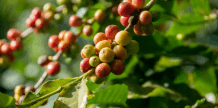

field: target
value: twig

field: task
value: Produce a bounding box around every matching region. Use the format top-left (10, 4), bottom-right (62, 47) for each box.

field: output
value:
top-left (143, 0), bottom-right (157, 11)
top-left (52, 50), bottom-right (63, 61)
top-left (34, 71), bottom-right (48, 89)
top-left (20, 28), bottom-right (33, 38)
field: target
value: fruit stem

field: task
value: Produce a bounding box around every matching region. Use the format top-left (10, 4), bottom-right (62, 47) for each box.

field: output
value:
top-left (52, 50), bottom-right (63, 61)
top-left (34, 71), bottom-right (48, 89)
top-left (20, 28), bottom-right (33, 38)
top-left (143, 0), bottom-right (157, 11)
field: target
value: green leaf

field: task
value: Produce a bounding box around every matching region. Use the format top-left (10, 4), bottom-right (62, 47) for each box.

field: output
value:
top-left (54, 79), bottom-right (88, 108)
top-left (0, 92), bottom-right (16, 108)
top-left (166, 14), bottom-right (206, 36)
top-left (22, 92), bottom-right (37, 104)
top-left (107, 56), bottom-right (139, 81)
top-left (190, 0), bottom-right (211, 15)
top-left (87, 84), bottom-right (128, 106)
top-left (91, 3), bottom-right (106, 10)
top-left (86, 78), bottom-right (102, 92)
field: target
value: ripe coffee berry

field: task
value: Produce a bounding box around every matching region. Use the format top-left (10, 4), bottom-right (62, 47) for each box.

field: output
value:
top-left (24, 86), bottom-right (35, 94)
top-left (47, 61), bottom-right (61, 76)
top-left (10, 40), bottom-right (23, 51)
top-left (133, 22), bottom-right (143, 35)
top-left (139, 11), bottom-right (152, 25)
top-left (93, 32), bottom-right (107, 45)
top-left (118, 2), bottom-right (134, 17)
top-left (64, 31), bottom-right (76, 44)
top-left (150, 10), bottom-right (161, 22)
top-left (111, 59), bottom-right (125, 75)
top-left (58, 41), bottom-right (69, 52)
top-left (95, 63), bottom-right (111, 78)
top-left (35, 18), bottom-right (45, 29)
top-left (132, 0), bottom-right (145, 9)
top-left (120, 16), bottom-right (129, 27)
top-left (89, 56), bottom-right (100, 67)
top-left (115, 31), bottom-right (132, 46)
top-left (94, 9), bottom-right (106, 22)
top-left (7, 29), bottom-right (21, 40)
top-left (69, 15), bottom-right (82, 27)
top-left (38, 55), bottom-right (50, 66)
top-left (14, 85), bottom-right (25, 96)
top-left (83, 25), bottom-right (93, 36)
top-left (31, 7), bottom-right (41, 18)
top-left (95, 40), bottom-right (111, 51)
top-left (80, 58), bottom-right (92, 73)
top-left (53, 47), bottom-right (59, 52)
top-left (1, 43), bottom-right (12, 54)
top-left (48, 35), bottom-right (60, 48)
top-left (26, 18), bottom-right (35, 27)
top-left (123, 0), bottom-right (132, 3)
top-left (99, 47), bottom-right (115, 63)
top-left (82, 45), bottom-right (96, 58)
top-left (90, 73), bottom-right (105, 84)
top-left (105, 25), bottom-right (120, 39)
top-left (126, 40), bottom-right (139, 55)
top-left (113, 45), bottom-right (127, 60)
top-left (58, 30), bottom-right (67, 40)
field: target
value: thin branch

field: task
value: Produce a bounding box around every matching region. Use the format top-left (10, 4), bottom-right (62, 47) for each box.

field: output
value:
top-left (20, 28), bottom-right (33, 38)
top-left (143, 0), bottom-right (157, 11)
top-left (34, 71), bottom-right (48, 89)
top-left (52, 50), bottom-right (63, 61)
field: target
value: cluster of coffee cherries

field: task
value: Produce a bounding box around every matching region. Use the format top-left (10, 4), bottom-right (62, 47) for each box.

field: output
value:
top-left (80, 25), bottom-right (139, 84)
top-left (118, 0), bottom-right (161, 36)
top-left (69, 9), bottom-right (106, 36)
top-left (14, 85), bottom-right (47, 105)
top-left (0, 29), bottom-right (24, 66)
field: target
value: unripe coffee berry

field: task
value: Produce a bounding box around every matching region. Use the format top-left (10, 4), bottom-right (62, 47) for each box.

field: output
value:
top-left (43, 3), bottom-right (55, 12)
top-left (64, 31), bottom-right (77, 44)
top-left (99, 47), bottom-right (114, 63)
top-left (105, 25), bottom-right (120, 39)
top-left (58, 30), bottom-right (67, 40)
top-left (95, 63), bottom-right (111, 78)
top-left (14, 85), bottom-right (25, 96)
top-left (118, 2), bottom-right (134, 17)
top-left (47, 61), bottom-right (61, 76)
top-left (24, 86), bottom-right (35, 94)
top-left (18, 95), bottom-right (25, 105)
top-left (54, 13), bottom-right (63, 22)
top-left (93, 32), bottom-right (107, 45)
top-left (48, 35), bottom-right (60, 48)
top-left (132, 0), bottom-right (145, 9)
top-left (90, 73), bottom-right (105, 84)
top-left (7, 29), bottom-right (21, 40)
top-left (139, 11), bottom-right (152, 25)
top-left (10, 40), bottom-right (23, 51)
top-left (94, 9), bottom-right (106, 22)
top-left (82, 45), bottom-right (96, 58)
top-left (89, 56), bottom-right (100, 67)
top-left (141, 23), bottom-right (154, 36)
top-left (26, 18), bottom-right (35, 27)
top-left (83, 25), bottom-right (93, 36)
top-left (150, 10), bottom-right (161, 22)
top-left (95, 40), bottom-right (111, 51)
top-left (80, 58), bottom-right (92, 73)
top-left (120, 16), bottom-right (129, 27)
top-left (1, 43), bottom-right (12, 54)
top-left (44, 11), bottom-right (54, 21)
top-left (115, 31), bottom-right (132, 46)
top-left (113, 45), bottom-right (127, 60)
top-left (126, 40), bottom-right (139, 55)
top-left (111, 59), bottom-right (125, 75)
top-left (58, 41), bottom-right (69, 52)
top-left (69, 15), bottom-right (82, 27)
top-left (35, 18), bottom-right (45, 29)
top-left (57, 0), bottom-right (69, 5)
top-left (38, 55), bottom-right (50, 66)
top-left (31, 7), bottom-right (41, 18)
top-left (14, 94), bottom-right (21, 102)
top-left (81, 49), bottom-right (86, 58)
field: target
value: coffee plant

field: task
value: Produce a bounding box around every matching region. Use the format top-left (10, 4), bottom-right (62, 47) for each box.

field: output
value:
top-left (0, 0), bottom-right (218, 108)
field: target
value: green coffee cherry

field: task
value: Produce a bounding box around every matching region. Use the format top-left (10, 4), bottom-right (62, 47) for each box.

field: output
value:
top-left (141, 23), bottom-right (154, 36)
top-left (62, 8), bottom-right (69, 14)
top-left (54, 13), bottom-right (63, 22)
top-left (82, 45), bottom-right (96, 58)
top-left (89, 56), bottom-right (100, 67)
top-left (57, 0), bottom-right (69, 5)
top-left (43, 3), bottom-right (55, 12)
top-left (150, 10), bottom-right (161, 22)
top-left (126, 40), bottom-right (139, 55)
top-left (90, 73), bottom-right (105, 84)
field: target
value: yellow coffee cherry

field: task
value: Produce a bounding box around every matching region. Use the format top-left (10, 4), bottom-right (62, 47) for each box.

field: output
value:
top-left (99, 47), bottom-right (114, 63)
top-left (95, 40), bottom-right (111, 51)
top-left (115, 31), bottom-right (132, 46)
top-left (113, 45), bottom-right (127, 60)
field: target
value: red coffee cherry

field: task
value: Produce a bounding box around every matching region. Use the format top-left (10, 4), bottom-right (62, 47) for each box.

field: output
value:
top-left (105, 25), bottom-right (120, 39)
top-left (111, 59), bottom-right (125, 75)
top-left (83, 25), bottom-right (93, 36)
top-left (94, 9), bottom-right (106, 22)
top-left (58, 30), bottom-right (67, 40)
top-left (53, 47), bottom-right (59, 52)
top-left (123, 0), bottom-right (132, 3)
top-left (133, 22), bottom-right (143, 35)
top-left (93, 32), bottom-right (107, 45)
top-left (69, 15), bottom-right (82, 27)
top-left (35, 18), bottom-right (46, 29)
top-left (26, 18), bottom-right (35, 27)
top-left (37, 55), bottom-right (50, 66)
top-left (118, 2), bottom-right (134, 17)
top-left (95, 63), bottom-right (111, 78)
top-left (112, 5), bottom-right (119, 16)
top-left (139, 11), bottom-right (152, 25)
top-left (29, 14), bottom-right (38, 22)
top-left (113, 45), bottom-right (127, 60)
top-left (132, 0), bottom-right (145, 9)
top-left (10, 40), bottom-right (23, 51)
top-left (7, 29), bottom-right (21, 40)
top-left (120, 16), bottom-right (129, 27)
top-left (24, 86), bottom-right (35, 94)
top-left (58, 41), bottom-right (69, 52)
top-left (48, 35), bottom-right (60, 48)
top-left (31, 7), bottom-right (41, 18)
top-left (14, 85), bottom-right (25, 96)
top-left (64, 31), bottom-right (77, 44)
top-left (80, 58), bottom-right (92, 73)
top-left (1, 43), bottom-right (12, 54)
top-left (47, 61), bottom-right (61, 76)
